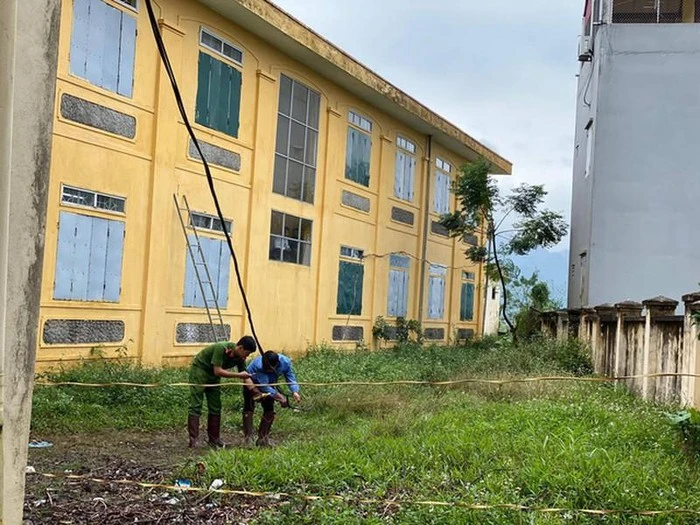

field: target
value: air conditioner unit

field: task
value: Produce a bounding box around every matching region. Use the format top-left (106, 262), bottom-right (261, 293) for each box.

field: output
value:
top-left (578, 35), bottom-right (593, 62)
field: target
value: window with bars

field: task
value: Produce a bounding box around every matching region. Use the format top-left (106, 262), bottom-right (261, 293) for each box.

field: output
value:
top-left (273, 75), bottom-right (320, 204)
top-left (189, 212), bottom-right (232, 233)
top-left (394, 136), bottom-right (416, 202)
top-left (61, 185), bottom-right (126, 213)
top-left (345, 111), bottom-right (372, 186)
top-left (195, 28), bottom-right (243, 138)
top-left (427, 264), bottom-right (447, 319)
top-left (269, 211), bottom-right (312, 266)
top-left (336, 246), bottom-right (364, 315)
top-left (69, 0), bottom-right (137, 97)
top-left (387, 254), bottom-right (410, 317)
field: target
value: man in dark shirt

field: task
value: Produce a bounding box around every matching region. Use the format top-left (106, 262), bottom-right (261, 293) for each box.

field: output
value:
top-left (188, 336), bottom-right (257, 448)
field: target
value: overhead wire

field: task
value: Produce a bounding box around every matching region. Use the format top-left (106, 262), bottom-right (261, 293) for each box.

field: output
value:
top-left (143, 0), bottom-right (264, 354)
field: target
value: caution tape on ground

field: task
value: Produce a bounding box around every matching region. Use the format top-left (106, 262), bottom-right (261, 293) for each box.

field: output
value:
top-left (33, 373), bottom-right (700, 389)
top-left (34, 472), bottom-right (700, 517)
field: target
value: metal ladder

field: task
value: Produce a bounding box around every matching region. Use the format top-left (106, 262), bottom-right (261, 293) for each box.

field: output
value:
top-left (173, 194), bottom-right (227, 342)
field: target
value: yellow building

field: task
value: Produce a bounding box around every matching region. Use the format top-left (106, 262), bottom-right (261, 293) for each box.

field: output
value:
top-left (38, 0), bottom-right (512, 368)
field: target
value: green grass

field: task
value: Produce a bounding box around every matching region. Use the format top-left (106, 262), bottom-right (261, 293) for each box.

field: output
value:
top-left (32, 338), bottom-right (700, 523)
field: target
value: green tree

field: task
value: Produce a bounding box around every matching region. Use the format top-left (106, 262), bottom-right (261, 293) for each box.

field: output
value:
top-left (440, 159), bottom-right (568, 335)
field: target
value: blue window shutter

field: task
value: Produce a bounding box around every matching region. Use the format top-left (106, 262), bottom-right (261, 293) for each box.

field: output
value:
top-left (400, 271), bottom-right (409, 317)
top-left (345, 127), bottom-right (356, 182)
top-left (439, 277), bottom-right (446, 318)
top-left (387, 269), bottom-right (399, 316)
top-left (407, 156), bottom-right (415, 202)
top-left (217, 241), bottom-right (230, 309)
top-left (103, 220), bottom-right (125, 302)
top-left (86, 216), bottom-right (109, 301)
top-left (70, 214), bottom-right (93, 301)
top-left (84, 0), bottom-right (107, 90)
top-left (394, 151), bottom-right (405, 199)
top-left (69, 0), bottom-right (90, 79)
top-left (183, 235), bottom-right (198, 307)
top-left (100, 5), bottom-right (122, 93)
top-left (117, 12), bottom-right (137, 97)
top-left (208, 58), bottom-right (224, 133)
top-left (337, 261), bottom-right (363, 315)
top-left (54, 212), bottom-right (80, 300)
top-left (203, 237), bottom-right (220, 307)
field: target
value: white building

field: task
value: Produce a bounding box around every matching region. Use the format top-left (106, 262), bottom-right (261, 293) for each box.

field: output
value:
top-left (569, 0), bottom-right (700, 308)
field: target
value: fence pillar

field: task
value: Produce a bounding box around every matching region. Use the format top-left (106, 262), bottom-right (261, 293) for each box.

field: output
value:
top-left (595, 304), bottom-right (617, 376)
top-left (581, 308), bottom-right (598, 366)
top-left (567, 309), bottom-right (582, 340)
top-left (682, 292), bottom-right (700, 408)
top-left (540, 311), bottom-right (556, 339)
top-left (642, 296), bottom-right (679, 400)
top-left (614, 301), bottom-right (643, 380)
top-left (555, 310), bottom-right (569, 342)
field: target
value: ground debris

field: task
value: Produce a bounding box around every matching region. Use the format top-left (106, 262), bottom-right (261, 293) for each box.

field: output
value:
top-left (24, 430), bottom-right (265, 524)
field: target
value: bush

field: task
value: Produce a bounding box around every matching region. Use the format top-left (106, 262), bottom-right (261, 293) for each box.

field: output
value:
top-left (518, 336), bottom-right (594, 376)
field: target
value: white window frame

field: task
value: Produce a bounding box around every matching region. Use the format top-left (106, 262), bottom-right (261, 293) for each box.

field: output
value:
top-left (199, 27), bottom-right (244, 67)
top-left (436, 158), bottom-right (452, 173)
top-left (348, 110), bottom-right (372, 132)
top-left (340, 246), bottom-right (364, 260)
top-left (114, 0), bottom-right (138, 11)
top-left (462, 271), bottom-right (475, 281)
top-left (396, 136), bottom-right (416, 154)
top-left (189, 211), bottom-right (232, 234)
top-left (61, 184), bottom-right (126, 215)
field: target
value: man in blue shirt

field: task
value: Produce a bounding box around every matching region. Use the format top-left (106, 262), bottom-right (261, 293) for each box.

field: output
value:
top-left (243, 350), bottom-right (301, 446)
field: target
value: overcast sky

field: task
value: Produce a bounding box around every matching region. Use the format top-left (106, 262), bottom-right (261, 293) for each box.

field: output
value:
top-left (273, 0), bottom-right (582, 289)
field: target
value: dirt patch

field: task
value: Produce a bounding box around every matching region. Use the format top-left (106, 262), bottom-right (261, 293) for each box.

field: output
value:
top-left (24, 429), bottom-right (270, 524)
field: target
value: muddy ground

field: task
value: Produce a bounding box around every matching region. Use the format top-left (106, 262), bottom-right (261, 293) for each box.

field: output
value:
top-left (24, 429), bottom-right (274, 524)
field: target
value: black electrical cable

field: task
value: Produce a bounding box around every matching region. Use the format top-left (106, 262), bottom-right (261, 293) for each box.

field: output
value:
top-left (144, 0), bottom-right (264, 355)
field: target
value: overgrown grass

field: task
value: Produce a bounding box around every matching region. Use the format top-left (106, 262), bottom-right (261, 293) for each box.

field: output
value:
top-left (32, 338), bottom-right (700, 523)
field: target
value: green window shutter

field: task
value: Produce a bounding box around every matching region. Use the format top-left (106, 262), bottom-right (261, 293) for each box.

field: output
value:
top-left (337, 261), bottom-right (364, 315)
top-left (461, 282), bottom-right (475, 321)
top-left (196, 52), bottom-right (212, 127)
top-left (227, 67), bottom-right (242, 137)
top-left (195, 51), bottom-right (241, 138)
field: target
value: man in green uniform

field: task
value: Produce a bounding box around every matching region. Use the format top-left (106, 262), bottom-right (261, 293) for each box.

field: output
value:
top-left (188, 336), bottom-right (257, 448)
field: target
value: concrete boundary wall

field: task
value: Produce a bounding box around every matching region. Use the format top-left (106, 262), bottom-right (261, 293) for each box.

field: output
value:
top-left (542, 293), bottom-right (700, 409)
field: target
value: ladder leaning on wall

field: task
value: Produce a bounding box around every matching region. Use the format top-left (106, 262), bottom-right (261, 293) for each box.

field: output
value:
top-left (173, 193), bottom-right (228, 343)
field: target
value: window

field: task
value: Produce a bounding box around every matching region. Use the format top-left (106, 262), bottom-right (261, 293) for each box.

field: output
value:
top-left (394, 136), bottom-right (416, 202)
top-left (434, 160), bottom-right (452, 215)
top-left (460, 272), bottom-right (475, 321)
top-left (200, 28), bottom-right (243, 65)
top-left (336, 246), bottom-right (364, 315)
top-left (427, 264), bottom-right (447, 319)
top-left (54, 211), bottom-right (125, 302)
top-left (387, 254), bottom-right (410, 317)
top-left (345, 111), bottom-right (372, 186)
top-left (189, 212), bottom-right (231, 233)
top-left (195, 29), bottom-right (243, 138)
top-left (183, 236), bottom-right (230, 308)
top-left (62, 185), bottom-right (126, 213)
top-left (69, 0), bottom-right (137, 97)
top-left (115, 0), bottom-right (137, 9)
top-left (273, 75), bottom-right (320, 203)
top-left (269, 211), bottom-right (312, 266)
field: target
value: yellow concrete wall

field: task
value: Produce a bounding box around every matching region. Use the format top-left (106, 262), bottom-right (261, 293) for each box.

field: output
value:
top-left (37, 0), bottom-right (488, 368)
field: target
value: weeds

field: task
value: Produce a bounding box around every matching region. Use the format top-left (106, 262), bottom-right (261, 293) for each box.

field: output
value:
top-left (32, 338), bottom-right (700, 524)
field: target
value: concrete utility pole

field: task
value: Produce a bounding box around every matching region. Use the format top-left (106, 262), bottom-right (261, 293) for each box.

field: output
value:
top-left (0, 0), bottom-right (60, 522)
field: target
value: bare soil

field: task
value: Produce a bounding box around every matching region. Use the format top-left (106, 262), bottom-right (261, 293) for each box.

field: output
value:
top-left (24, 429), bottom-right (271, 524)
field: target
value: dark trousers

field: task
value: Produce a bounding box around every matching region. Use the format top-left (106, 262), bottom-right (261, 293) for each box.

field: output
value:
top-left (243, 386), bottom-right (275, 413)
top-left (188, 366), bottom-right (221, 416)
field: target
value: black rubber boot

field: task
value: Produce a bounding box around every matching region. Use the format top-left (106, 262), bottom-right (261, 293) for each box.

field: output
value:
top-left (243, 411), bottom-right (255, 446)
top-left (256, 411), bottom-right (275, 447)
top-left (187, 415), bottom-right (200, 448)
top-left (207, 414), bottom-right (225, 448)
